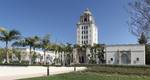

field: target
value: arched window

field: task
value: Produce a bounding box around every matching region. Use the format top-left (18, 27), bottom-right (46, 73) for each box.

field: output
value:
top-left (84, 18), bottom-right (87, 22)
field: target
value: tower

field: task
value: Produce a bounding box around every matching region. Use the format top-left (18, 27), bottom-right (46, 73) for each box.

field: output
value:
top-left (76, 8), bottom-right (98, 46)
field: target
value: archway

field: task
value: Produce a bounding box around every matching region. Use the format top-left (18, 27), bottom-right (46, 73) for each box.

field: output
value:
top-left (121, 54), bottom-right (129, 64)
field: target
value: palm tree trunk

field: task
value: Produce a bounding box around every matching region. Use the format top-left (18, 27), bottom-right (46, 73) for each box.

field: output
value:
top-left (55, 51), bottom-right (57, 65)
top-left (29, 46), bottom-right (32, 65)
top-left (33, 47), bottom-right (36, 54)
top-left (5, 41), bottom-right (9, 63)
top-left (44, 50), bottom-right (46, 65)
top-left (61, 52), bottom-right (63, 65)
top-left (33, 47), bottom-right (36, 64)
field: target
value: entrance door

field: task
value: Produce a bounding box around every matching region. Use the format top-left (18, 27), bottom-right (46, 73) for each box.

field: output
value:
top-left (79, 56), bottom-right (85, 63)
top-left (121, 54), bottom-right (129, 64)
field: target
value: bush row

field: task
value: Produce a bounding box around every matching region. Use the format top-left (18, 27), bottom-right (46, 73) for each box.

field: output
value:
top-left (79, 64), bottom-right (150, 76)
top-left (74, 64), bottom-right (150, 68)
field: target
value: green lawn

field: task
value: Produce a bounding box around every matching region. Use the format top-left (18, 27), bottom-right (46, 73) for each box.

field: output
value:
top-left (20, 72), bottom-right (150, 80)
top-left (19, 65), bottom-right (150, 80)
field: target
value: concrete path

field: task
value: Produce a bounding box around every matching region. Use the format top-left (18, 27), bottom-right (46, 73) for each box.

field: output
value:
top-left (0, 66), bottom-right (86, 80)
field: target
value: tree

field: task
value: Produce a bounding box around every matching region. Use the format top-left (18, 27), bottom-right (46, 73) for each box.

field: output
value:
top-left (32, 36), bottom-right (40, 52)
top-left (128, 0), bottom-right (150, 41)
top-left (138, 32), bottom-right (148, 44)
top-left (40, 34), bottom-right (50, 65)
top-left (25, 36), bottom-right (41, 64)
top-left (12, 48), bottom-right (22, 63)
top-left (90, 44), bottom-right (97, 64)
top-left (0, 29), bottom-right (21, 63)
top-left (12, 39), bottom-right (27, 47)
top-left (65, 43), bottom-right (73, 65)
top-left (12, 36), bottom-right (40, 64)
top-left (145, 44), bottom-right (150, 64)
top-left (74, 44), bottom-right (82, 53)
top-left (53, 44), bottom-right (59, 65)
top-left (0, 27), bottom-right (5, 32)
top-left (57, 44), bottom-right (63, 65)
top-left (89, 44), bottom-right (105, 64)
top-left (60, 44), bottom-right (67, 66)
top-left (96, 44), bottom-right (105, 64)
top-left (0, 48), bottom-right (5, 63)
top-left (52, 44), bottom-right (65, 65)
top-left (128, 1), bottom-right (150, 65)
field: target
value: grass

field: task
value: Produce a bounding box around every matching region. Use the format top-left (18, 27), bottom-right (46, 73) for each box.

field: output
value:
top-left (19, 65), bottom-right (150, 80)
top-left (20, 72), bottom-right (150, 80)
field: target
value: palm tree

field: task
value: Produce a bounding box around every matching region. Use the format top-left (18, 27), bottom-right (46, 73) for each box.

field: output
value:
top-left (40, 34), bottom-right (50, 65)
top-left (12, 39), bottom-right (27, 47)
top-left (26, 36), bottom-right (41, 64)
top-left (0, 29), bottom-right (21, 63)
top-left (53, 44), bottom-right (58, 64)
top-left (0, 27), bottom-right (5, 32)
top-left (73, 44), bottom-right (82, 71)
top-left (74, 44), bottom-right (82, 54)
top-left (13, 36), bottom-right (40, 64)
top-left (90, 44), bottom-right (97, 64)
top-left (73, 44), bottom-right (81, 63)
top-left (50, 44), bottom-right (62, 65)
top-left (65, 43), bottom-right (73, 65)
top-left (32, 36), bottom-right (40, 54)
top-left (90, 44), bottom-right (105, 64)
top-left (58, 44), bottom-right (65, 65)
top-left (96, 44), bottom-right (105, 64)
top-left (12, 48), bottom-right (22, 63)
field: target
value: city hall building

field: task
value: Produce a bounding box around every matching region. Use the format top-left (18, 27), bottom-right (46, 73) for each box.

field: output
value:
top-left (73, 8), bottom-right (145, 65)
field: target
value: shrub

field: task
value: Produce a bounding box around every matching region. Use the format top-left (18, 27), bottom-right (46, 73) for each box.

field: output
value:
top-left (81, 64), bottom-right (150, 76)
top-left (21, 61), bottom-right (29, 65)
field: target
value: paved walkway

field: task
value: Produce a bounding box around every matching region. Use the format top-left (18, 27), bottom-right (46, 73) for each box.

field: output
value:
top-left (0, 66), bottom-right (86, 80)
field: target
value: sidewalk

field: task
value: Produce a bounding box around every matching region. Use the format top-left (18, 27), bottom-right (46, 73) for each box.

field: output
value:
top-left (0, 66), bottom-right (86, 80)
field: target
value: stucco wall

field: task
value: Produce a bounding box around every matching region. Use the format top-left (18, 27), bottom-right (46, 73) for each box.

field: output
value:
top-left (106, 44), bottom-right (145, 65)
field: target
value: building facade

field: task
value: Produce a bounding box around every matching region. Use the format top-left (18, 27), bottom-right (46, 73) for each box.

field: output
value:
top-left (76, 8), bottom-right (98, 46)
top-left (106, 44), bottom-right (145, 65)
top-left (74, 8), bottom-right (145, 65)
top-left (73, 8), bottom-right (98, 64)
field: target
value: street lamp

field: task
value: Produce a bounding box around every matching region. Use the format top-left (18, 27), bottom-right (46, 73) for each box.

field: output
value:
top-left (47, 65), bottom-right (49, 76)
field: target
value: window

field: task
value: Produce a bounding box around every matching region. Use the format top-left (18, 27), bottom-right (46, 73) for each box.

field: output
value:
top-left (86, 26), bottom-right (88, 29)
top-left (86, 36), bottom-right (88, 39)
top-left (86, 31), bottom-right (88, 34)
top-left (86, 41), bottom-right (88, 43)
top-left (84, 18), bottom-right (87, 22)
top-left (136, 58), bottom-right (139, 61)
top-left (83, 41), bottom-right (85, 44)
top-left (110, 58), bottom-right (113, 61)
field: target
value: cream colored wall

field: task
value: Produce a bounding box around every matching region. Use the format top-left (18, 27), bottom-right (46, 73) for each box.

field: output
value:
top-left (106, 44), bottom-right (145, 65)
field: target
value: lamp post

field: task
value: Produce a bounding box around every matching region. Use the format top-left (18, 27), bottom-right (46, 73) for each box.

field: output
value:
top-left (47, 65), bottom-right (49, 76)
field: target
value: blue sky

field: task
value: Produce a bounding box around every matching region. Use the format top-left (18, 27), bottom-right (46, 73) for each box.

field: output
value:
top-left (0, 0), bottom-right (137, 46)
